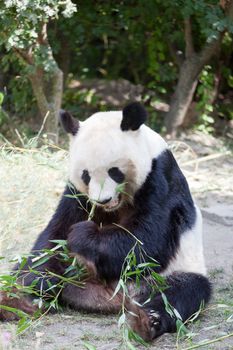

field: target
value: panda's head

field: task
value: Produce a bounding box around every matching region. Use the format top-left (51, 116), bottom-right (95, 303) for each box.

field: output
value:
top-left (60, 103), bottom-right (166, 212)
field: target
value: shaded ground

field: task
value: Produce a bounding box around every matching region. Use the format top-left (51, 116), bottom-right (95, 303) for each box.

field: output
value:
top-left (0, 133), bottom-right (232, 350)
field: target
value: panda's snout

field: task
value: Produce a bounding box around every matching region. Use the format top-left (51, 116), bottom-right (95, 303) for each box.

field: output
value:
top-left (96, 197), bottom-right (112, 205)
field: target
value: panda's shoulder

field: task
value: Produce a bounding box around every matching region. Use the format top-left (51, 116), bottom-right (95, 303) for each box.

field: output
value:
top-left (151, 148), bottom-right (189, 188)
top-left (136, 147), bottom-right (195, 220)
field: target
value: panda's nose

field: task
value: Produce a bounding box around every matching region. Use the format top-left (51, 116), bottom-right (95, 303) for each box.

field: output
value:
top-left (96, 197), bottom-right (112, 205)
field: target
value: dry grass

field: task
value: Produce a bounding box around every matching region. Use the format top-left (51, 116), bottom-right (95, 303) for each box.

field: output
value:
top-left (0, 144), bottom-right (68, 272)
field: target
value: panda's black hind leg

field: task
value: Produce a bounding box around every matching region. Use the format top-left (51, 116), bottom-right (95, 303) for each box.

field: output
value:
top-left (127, 272), bottom-right (212, 342)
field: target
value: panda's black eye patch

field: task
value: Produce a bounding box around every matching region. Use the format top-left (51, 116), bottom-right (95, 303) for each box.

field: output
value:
top-left (108, 167), bottom-right (125, 183)
top-left (82, 169), bottom-right (91, 185)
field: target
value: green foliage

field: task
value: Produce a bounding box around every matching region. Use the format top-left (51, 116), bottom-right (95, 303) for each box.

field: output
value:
top-left (0, 92), bottom-right (4, 125)
top-left (0, 0), bottom-right (76, 83)
top-left (0, 92), bottom-right (3, 106)
top-left (196, 66), bottom-right (215, 134)
top-left (0, 51), bottom-right (35, 119)
top-left (0, 92), bottom-right (9, 127)
top-left (0, 0), bottom-right (77, 123)
top-left (0, 0), bottom-right (232, 135)
top-left (51, 1), bottom-right (177, 93)
top-left (0, 0), bottom-right (76, 51)
top-left (62, 85), bottom-right (104, 120)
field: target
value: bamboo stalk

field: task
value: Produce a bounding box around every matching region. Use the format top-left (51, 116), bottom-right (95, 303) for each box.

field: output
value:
top-left (182, 332), bottom-right (233, 350)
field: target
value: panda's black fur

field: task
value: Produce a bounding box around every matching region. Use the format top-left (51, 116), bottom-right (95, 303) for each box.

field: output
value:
top-left (0, 103), bottom-right (211, 341)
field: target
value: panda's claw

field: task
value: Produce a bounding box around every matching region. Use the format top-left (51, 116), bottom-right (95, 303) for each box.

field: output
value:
top-left (148, 311), bottom-right (163, 338)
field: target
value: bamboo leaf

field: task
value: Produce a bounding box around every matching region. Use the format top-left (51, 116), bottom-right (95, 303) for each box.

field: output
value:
top-left (32, 255), bottom-right (51, 268)
top-left (82, 341), bottom-right (97, 350)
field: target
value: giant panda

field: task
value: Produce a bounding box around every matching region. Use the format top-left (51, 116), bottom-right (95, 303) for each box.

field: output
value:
top-left (0, 103), bottom-right (211, 341)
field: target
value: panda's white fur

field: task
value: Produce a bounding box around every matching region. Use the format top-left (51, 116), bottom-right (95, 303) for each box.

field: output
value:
top-left (162, 205), bottom-right (207, 276)
top-left (68, 110), bottom-right (206, 277)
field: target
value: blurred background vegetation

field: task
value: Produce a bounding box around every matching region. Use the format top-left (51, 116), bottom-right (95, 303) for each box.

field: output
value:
top-left (0, 0), bottom-right (233, 144)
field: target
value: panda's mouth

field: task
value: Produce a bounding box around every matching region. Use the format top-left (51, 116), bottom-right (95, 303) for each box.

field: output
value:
top-left (104, 194), bottom-right (122, 212)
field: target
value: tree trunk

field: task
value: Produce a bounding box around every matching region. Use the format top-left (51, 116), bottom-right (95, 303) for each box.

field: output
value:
top-left (165, 0), bottom-right (233, 137)
top-left (57, 36), bottom-right (71, 87)
top-left (14, 23), bottom-right (64, 144)
top-left (165, 22), bottom-right (225, 137)
top-left (29, 66), bottom-right (63, 144)
top-left (45, 66), bottom-right (63, 143)
top-left (165, 57), bottom-right (199, 137)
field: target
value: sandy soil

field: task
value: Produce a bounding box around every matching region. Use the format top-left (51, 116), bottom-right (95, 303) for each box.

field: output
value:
top-left (0, 134), bottom-right (232, 350)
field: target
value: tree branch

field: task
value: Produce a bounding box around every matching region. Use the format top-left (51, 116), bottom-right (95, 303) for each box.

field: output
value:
top-left (184, 17), bottom-right (195, 58)
top-left (37, 22), bottom-right (49, 46)
top-left (29, 68), bottom-right (50, 117)
top-left (220, 0), bottom-right (233, 14)
top-left (13, 47), bottom-right (34, 65)
top-left (225, 0), bottom-right (233, 19)
top-left (199, 33), bottom-right (224, 66)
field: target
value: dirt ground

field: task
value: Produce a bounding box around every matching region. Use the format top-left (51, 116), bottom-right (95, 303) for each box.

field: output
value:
top-left (0, 132), bottom-right (232, 350)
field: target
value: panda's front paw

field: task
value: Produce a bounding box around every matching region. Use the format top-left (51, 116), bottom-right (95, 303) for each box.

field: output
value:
top-left (127, 304), bottom-right (167, 342)
top-left (67, 220), bottom-right (99, 254)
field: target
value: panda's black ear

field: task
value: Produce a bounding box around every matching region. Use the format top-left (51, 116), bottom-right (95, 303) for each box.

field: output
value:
top-left (59, 110), bottom-right (79, 136)
top-left (121, 102), bottom-right (147, 131)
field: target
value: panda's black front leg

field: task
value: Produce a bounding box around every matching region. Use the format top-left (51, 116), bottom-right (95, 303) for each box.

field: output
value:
top-left (67, 220), bottom-right (101, 276)
top-left (67, 220), bottom-right (138, 281)
top-left (67, 221), bottom-right (99, 256)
